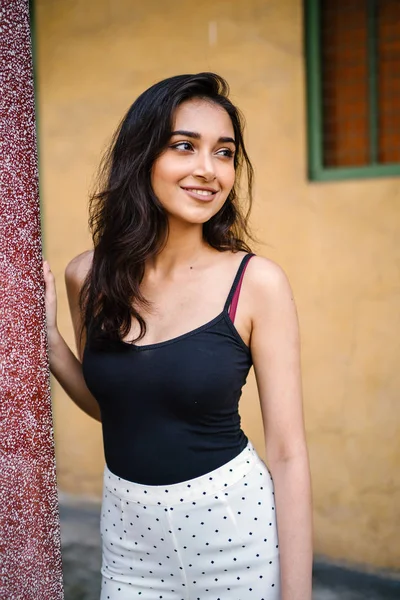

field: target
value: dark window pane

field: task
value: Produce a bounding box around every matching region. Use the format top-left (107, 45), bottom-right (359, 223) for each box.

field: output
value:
top-left (378, 0), bottom-right (400, 164)
top-left (321, 0), bottom-right (369, 167)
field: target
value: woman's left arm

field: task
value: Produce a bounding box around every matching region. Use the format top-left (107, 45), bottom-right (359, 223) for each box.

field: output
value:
top-left (249, 257), bottom-right (313, 600)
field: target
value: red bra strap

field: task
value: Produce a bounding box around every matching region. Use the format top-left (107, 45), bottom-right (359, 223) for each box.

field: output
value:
top-left (228, 255), bottom-right (254, 323)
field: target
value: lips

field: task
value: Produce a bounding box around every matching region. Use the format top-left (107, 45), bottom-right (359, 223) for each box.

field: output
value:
top-left (181, 186), bottom-right (219, 201)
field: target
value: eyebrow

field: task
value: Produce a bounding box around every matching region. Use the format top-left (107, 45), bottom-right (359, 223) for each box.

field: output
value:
top-left (170, 130), bottom-right (236, 146)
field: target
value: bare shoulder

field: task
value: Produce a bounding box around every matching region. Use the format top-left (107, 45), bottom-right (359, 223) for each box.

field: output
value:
top-left (64, 251), bottom-right (93, 354)
top-left (245, 255), bottom-right (294, 302)
top-left (246, 256), bottom-right (299, 349)
top-left (65, 250), bottom-right (93, 289)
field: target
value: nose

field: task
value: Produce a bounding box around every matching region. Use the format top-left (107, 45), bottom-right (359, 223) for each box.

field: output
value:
top-left (192, 150), bottom-right (216, 181)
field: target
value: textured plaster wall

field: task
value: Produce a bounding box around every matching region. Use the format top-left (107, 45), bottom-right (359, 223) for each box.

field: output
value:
top-left (35, 0), bottom-right (400, 571)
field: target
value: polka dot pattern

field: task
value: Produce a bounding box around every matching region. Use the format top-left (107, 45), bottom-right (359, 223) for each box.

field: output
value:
top-left (100, 443), bottom-right (280, 599)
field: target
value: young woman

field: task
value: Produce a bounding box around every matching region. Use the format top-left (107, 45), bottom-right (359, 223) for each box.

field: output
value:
top-left (44, 73), bottom-right (312, 600)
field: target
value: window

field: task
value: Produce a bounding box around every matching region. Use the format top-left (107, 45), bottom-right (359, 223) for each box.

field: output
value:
top-left (305, 0), bottom-right (400, 181)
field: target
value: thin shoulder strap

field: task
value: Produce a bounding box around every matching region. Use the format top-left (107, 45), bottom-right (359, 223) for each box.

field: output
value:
top-left (224, 253), bottom-right (255, 322)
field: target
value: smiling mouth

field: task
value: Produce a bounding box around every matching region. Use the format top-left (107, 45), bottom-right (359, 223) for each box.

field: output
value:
top-left (181, 187), bottom-right (218, 199)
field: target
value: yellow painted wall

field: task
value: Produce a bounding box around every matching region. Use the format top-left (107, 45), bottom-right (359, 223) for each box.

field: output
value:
top-left (35, 0), bottom-right (400, 572)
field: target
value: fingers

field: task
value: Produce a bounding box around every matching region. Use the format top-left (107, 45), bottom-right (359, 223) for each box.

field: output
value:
top-left (43, 259), bottom-right (54, 281)
top-left (42, 260), bottom-right (57, 329)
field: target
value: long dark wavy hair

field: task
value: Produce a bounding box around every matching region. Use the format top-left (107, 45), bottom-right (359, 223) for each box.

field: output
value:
top-left (81, 72), bottom-right (254, 347)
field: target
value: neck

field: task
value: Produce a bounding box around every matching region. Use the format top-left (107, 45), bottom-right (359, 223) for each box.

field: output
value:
top-left (147, 221), bottom-right (212, 275)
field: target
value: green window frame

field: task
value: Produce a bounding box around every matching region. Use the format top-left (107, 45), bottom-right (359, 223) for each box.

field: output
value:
top-left (305, 0), bottom-right (400, 182)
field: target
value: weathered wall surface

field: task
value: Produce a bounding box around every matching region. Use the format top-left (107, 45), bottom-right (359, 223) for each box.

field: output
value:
top-left (35, 0), bottom-right (400, 571)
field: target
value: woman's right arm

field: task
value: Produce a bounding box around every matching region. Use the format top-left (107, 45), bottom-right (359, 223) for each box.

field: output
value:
top-left (43, 253), bottom-right (101, 422)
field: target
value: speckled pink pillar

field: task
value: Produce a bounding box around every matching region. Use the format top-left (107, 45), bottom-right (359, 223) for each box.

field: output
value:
top-left (0, 1), bottom-right (64, 598)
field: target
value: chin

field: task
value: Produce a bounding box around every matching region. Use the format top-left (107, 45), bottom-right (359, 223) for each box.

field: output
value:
top-left (172, 206), bottom-right (221, 226)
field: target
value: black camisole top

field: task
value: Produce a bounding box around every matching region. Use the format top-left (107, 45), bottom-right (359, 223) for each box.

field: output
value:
top-left (82, 253), bottom-right (254, 485)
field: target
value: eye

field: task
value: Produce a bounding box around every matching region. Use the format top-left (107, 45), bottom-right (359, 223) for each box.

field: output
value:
top-left (216, 148), bottom-right (235, 158)
top-left (170, 141), bottom-right (193, 152)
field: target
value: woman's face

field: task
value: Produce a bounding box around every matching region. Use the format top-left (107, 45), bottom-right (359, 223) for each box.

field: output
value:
top-left (151, 98), bottom-right (236, 226)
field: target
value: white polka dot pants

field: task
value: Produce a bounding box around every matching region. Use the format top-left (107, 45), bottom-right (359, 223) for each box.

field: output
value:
top-left (100, 442), bottom-right (280, 599)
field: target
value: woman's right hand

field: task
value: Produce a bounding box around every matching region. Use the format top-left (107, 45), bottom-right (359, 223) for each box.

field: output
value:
top-left (43, 260), bottom-right (58, 334)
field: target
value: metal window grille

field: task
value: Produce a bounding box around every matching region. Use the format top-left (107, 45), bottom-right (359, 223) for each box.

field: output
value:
top-left (306, 0), bottom-right (400, 181)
